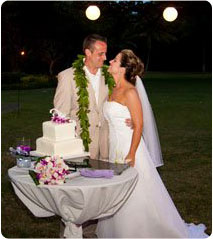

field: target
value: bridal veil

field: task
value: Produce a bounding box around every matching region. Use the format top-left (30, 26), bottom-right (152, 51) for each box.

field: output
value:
top-left (136, 76), bottom-right (163, 167)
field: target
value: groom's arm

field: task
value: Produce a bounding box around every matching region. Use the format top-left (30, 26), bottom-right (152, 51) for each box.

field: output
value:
top-left (125, 118), bottom-right (133, 129)
top-left (53, 69), bottom-right (72, 117)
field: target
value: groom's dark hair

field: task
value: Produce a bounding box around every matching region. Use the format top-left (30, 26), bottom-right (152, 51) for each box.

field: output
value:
top-left (83, 34), bottom-right (107, 53)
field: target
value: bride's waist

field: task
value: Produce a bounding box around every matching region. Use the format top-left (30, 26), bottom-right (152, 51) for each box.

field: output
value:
top-left (108, 127), bottom-right (133, 138)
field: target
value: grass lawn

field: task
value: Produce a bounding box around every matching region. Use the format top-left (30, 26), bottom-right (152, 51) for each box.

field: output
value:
top-left (1, 72), bottom-right (212, 238)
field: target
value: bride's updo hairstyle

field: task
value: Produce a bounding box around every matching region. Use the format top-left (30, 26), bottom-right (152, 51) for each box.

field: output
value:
top-left (120, 49), bottom-right (144, 85)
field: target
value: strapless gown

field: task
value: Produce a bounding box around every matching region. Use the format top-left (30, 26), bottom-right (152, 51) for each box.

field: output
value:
top-left (96, 101), bottom-right (208, 238)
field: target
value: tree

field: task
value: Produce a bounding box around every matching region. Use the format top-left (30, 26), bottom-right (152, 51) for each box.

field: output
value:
top-left (112, 2), bottom-right (180, 71)
top-left (38, 40), bottom-right (63, 75)
top-left (2, 2), bottom-right (26, 72)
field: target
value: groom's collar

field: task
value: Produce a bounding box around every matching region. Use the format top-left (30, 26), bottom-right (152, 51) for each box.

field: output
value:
top-left (83, 64), bottom-right (101, 78)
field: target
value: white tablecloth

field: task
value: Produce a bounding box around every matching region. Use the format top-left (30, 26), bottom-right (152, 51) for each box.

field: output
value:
top-left (8, 166), bottom-right (138, 238)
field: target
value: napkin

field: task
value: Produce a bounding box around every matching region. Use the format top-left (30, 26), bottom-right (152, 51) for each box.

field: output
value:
top-left (79, 169), bottom-right (114, 178)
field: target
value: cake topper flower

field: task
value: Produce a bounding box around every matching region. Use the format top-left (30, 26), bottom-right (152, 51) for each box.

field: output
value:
top-left (50, 108), bottom-right (71, 124)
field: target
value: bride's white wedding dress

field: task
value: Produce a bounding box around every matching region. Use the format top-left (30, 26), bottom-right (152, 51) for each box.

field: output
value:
top-left (96, 101), bottom-right (208, 238)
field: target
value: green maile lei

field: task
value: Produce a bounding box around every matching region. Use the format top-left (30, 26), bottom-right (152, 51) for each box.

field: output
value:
top-left (72, 54), bottom-right (115, 152)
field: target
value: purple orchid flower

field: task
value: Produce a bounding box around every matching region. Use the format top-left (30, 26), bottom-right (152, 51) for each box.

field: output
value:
top-left (36, 173), bottom-right (41, 180)
top-left (51, 115), bottom-right (70, 124)
top-left (20, 145), bottom-right (31, 152)
top-left (40, 159), bottom-right (48, 166)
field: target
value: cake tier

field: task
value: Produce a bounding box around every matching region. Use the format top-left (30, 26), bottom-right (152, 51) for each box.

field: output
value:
top-left (43, 121), bottom-right (76, 141)
top-left (36, 137), bottom-right (84, 157)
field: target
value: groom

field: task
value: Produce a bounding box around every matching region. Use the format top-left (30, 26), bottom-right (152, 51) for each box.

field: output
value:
top-left (54, 34), bottom-right (112, 160)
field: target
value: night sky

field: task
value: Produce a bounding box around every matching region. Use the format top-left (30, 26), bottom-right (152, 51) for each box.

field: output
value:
top-left (1, 1), bottom-right (212, 74)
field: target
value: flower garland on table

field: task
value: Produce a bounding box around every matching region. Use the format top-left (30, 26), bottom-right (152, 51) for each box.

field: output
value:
top-left (72, 54), bottom-right (115, 152)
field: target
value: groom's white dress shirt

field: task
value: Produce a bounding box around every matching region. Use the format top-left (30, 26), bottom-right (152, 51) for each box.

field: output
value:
top-left (84, 66), bottom-right (101, 105)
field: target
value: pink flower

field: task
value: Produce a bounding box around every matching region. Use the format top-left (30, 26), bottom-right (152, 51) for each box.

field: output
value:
top-left (33, 155), bottom-right (69, 185)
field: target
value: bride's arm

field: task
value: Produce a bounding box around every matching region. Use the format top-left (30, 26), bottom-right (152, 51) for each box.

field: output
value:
top-left (125, 88), bottom-right (143, 166)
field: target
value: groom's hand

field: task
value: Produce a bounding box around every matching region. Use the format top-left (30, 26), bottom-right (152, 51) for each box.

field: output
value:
top-left (125, 118), bottom-right (133, 129)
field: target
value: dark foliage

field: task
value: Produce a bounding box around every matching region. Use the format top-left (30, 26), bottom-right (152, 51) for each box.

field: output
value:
top-left (1, 1), bottom-right (212, 74)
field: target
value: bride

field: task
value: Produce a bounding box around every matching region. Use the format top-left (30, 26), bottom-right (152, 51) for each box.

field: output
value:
top-left (96, 49), bottom-right (208, 238)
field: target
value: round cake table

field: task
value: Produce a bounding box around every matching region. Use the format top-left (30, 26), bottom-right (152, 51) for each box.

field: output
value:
top-left (8, 165), bottom-right (138, 238)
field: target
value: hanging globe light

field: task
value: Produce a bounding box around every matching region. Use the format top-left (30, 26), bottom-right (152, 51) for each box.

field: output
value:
top-left (85, 5), bottom-right (100, 21)
top-left (20, 51), bottom-right (25, 56)
top-left (163, 7), bottom-right (178, 22)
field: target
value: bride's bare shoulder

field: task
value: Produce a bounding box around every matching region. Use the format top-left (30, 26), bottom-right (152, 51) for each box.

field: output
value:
top-left (124, 86), bottom-right (139, 102)
top-left (124, 86), bottom-right (137, 96)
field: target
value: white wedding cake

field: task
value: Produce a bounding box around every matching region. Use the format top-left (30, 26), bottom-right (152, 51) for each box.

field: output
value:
top-left (31, 109), bottom-right (89, 159)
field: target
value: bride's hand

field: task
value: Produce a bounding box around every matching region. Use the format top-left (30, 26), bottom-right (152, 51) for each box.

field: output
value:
top-left (125, 154), bottom-right (135, 167)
